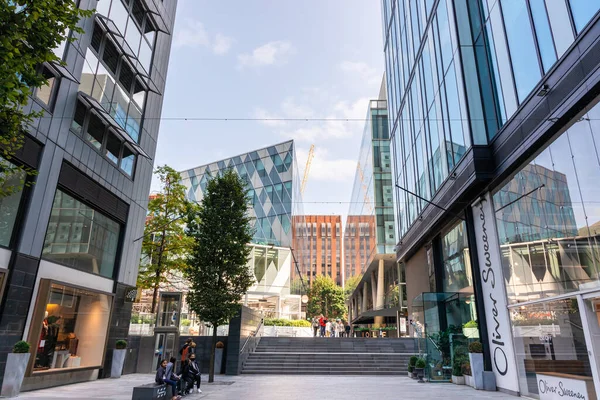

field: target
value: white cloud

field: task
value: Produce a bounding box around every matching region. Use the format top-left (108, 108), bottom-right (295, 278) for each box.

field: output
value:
top-left (213, 33), bottom-right (234, 55)
top-left (296, 147), bottom-right (356, 183)
top-left (284, 119), bottom-right (353, 143)
top-left (173, 19), bottom-right (233, 55)
top-left (252, 108), bottom-right (286, 128)
top-left (334, 97), bottom-right (370, 120)
top-left (238, 41), bottom-right (295, 68)
top-left (339, 61), bottom-right (381, 86)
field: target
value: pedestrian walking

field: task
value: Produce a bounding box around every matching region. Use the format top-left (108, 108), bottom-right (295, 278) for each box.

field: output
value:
top-left (336, 319), bottom-right (344, 338)
top-left (327, 319), bottom-right (333, 337)
top-left (345, 323), bottom-right (351, 338)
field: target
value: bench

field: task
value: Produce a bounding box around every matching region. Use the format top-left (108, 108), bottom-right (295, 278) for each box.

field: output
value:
top-left (131, 383), bottom-right (172, 400)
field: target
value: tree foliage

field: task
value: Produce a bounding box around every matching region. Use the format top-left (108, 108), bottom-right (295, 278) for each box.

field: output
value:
top-left (185, 169), bottom-right (254, 382)
top-left (307, 275), bottom-right (346, 319)
top-left (0, 1), bottom-right (92, 196)
top-left (137, 166), bottom-right (193, 313)
top-left (344, 275), bottom-right (361, 301)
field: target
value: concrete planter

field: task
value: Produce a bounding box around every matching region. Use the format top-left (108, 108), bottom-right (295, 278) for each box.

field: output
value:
top-left (465, 374), bottom-right (474, 387)
top-left (469, 353), bottom-right (484, 389)
top-left (1, 353), bottom-right (30, 397)
top-left (213, 348), bottom-right (224, 374)
top-left (111, 349), bottom-right (127, 378)
top-left (452, 375), bottom-right (465, 385)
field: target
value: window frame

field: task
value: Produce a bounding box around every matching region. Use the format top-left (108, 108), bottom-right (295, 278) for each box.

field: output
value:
top-left (33, 65), bottom-right (61, 112)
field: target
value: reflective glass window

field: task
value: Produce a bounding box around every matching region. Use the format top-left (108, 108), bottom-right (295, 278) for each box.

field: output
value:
top-left (124, 17), bottom-right (142, 54)
top-left (102, 39), bottom-right (119, 74)
top-left (500, 0), bottom-right (541, 102)
top-left (444, 63), bottom-right (466, 164)
top-left (105, 131), bottom-right (121, 164)
top-left (530, 0), bottom-right (557, 73)
top-left (109, 0), bottom-right (128, 35)
top-left (42, 190), bottom-right (121, 278)
top-left (441, 221), bottom-right (472, 292)
top-left (35, 67), bottom-right (58, 109)
top-left (71, 100), bottom-right (87, 135)
top-left (568, 0), bottom-right (600, 33)
top-left (96, 0), bottom-right (111, 16)
top-left (545, 0), bottom-right (575, 57)
top-left (0, 158), bottom-right (26, 247)
top-left (139, 39), bottom-right (152, 72)
top-left (85, 113), bottom-right (105, 150)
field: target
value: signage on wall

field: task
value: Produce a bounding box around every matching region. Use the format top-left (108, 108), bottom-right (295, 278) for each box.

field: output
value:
top-left (124, 287), bottom-right (138, 303)
top-left (471, 193), bottom-right (520, 393)
top-left (537, 374), bottom-right (589, 400)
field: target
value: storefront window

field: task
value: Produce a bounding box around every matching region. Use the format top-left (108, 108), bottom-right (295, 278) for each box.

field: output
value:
top-left (510, 298), bottom-right (597, 399)
top-left (0, 158), bottom-right (26, 247)
top-left (441, 221), bottom-right (473, 293)
top-left (494, 100), bottom-right (600, 303)
top-left (42, 190), bottom-right (121, 279)
top-left (33, 283), bottom-right (111, 372)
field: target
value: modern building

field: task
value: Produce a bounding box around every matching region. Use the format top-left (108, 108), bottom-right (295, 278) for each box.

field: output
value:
top-left (292, 215), bottom-right (343, 286)
top-left (346, 89), bottom-right (400, 331)
top-left (383, 0), bottom-right (600, 396)
top-left (0, 0), bottom-right (176, 390)
top-left (180, 140), bottom-right (308, 315)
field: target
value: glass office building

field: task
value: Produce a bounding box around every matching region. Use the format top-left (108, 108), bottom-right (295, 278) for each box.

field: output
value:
top-left (383, 0), bottom-right (600, 395)
top-left (181, 140), bottom-right (302, 248)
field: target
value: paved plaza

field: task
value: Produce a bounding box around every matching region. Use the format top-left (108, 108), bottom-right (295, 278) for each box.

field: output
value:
top-left (16, 373), bottom-right (517, 400)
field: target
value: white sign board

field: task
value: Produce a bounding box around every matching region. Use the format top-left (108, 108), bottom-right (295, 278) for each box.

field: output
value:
top-left (399, 317), bottom-right (406, 333)
top-left (537, 374), bottom-right (589, 400)
top-left (471, 194), bottom-right (519, 393)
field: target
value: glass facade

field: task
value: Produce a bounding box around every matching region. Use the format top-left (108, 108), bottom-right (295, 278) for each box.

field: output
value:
top-left (33, 282), bottom-right (111, 372)
top-left (493, 100), bottom-right (600, 304)
top-left (441, 221), bottom-right (473, 293)
top-left (383, 0), bottom-right (600, 243)
top-left (181, 140), bottom-right (302, 248)
top-left (344, 99), bottom-right (395, 279)
top-left (0, 158), bottom-right (26, 248)
top-left (42, 190), bottom-right (122, 279)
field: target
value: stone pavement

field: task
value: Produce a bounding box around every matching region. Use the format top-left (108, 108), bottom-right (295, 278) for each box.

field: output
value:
top-left (16, 373), bottom-right (517, 400)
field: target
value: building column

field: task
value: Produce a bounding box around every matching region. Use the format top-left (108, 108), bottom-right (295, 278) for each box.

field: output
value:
top-left (375, 259), bottom-right (385, 326)
top-left (370, 270), bottom-right (377, 310)
top-left (362, 282), bottom-right (368, 313)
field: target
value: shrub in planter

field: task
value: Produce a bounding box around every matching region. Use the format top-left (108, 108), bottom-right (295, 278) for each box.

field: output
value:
top-left (414, 358), bottom-right (426, 383)
top-left (452, 361), bottom-right (465, 385)
top-left (1, 341), bottom-right (31, 397)
top-left (216, 341), bottom-right (225, 349)
top-left (408, 355), bottom-right (418, 378)
top-left (116, 340), bottom-right (127, 349)
top-left (111, 340), bottom-right (128, 378)
top-left (468, 341), bottom-right (484, 389)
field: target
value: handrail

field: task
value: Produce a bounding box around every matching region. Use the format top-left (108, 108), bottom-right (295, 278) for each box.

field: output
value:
top-left (240, 317), bottom-right (263, 354)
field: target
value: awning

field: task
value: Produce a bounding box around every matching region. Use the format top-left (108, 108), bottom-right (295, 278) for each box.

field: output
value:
top-left (49, 61), bottom-right (80, 84)
top-left (77, 92), bottom-right (151, 160)
top-left (141, 0), bottom-right (170, 34)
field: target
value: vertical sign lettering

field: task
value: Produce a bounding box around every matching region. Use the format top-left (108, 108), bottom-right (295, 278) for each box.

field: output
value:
top-left (471, 193), bottom-right (519, 393)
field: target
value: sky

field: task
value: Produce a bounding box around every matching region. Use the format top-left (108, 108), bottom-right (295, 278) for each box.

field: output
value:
top-left (153, 0), bottom-right (385, 218)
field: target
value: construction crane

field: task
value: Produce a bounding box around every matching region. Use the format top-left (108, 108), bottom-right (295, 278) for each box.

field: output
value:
top-left (300, 144), bottom-right (315, 195)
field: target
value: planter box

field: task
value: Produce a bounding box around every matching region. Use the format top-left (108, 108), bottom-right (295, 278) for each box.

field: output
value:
top-left (469, 353), bottom-right (484, 389)
top-left (465, 374), bottom-right (474, 387)
top-left (111, 349), bottom-right (127, 378)
top-left (452, 375), bottom-right (465, 385)
top-left (1, 353), bottom-right (30, 398)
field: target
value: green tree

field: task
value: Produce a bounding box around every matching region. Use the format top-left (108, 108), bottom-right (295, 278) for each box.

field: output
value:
top-left (307, 276), bottom-right (346, 319)
top-left (137, 166), bottom-right (192, 314)
top-left (0, 1), bottom-right (92, 196)
top-left (344, 275), bottom-right (361, 302)
top-left (185, 170), bottom-right (254, 383)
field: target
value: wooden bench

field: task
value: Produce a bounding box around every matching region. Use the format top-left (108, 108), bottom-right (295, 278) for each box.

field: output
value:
top-left (131, 383), bottom-right (172, 400)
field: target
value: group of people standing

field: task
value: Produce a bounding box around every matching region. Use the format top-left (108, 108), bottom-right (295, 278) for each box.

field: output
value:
top-left (155, 338), bottom-right (202, 400)
top-left (313, 315), bottom-right (351, 337)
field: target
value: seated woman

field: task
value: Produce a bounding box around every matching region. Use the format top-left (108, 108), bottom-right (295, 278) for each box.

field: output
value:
top-left (155, 359), bottom-right (180, 400)
top-left (182, 353), bottom-right (202, 394)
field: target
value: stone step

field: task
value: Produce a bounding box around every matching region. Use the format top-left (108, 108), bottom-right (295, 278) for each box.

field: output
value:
top-left (241, 370), bottom-right (408, 375)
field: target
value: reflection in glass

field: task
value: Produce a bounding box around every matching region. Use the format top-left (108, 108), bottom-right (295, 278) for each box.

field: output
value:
top-left (42, 190), bottom-right (121, 279)
top-left (441, 221), bottom-right (472, 293)
top-left (510, 298), bottom-right (596, 399)
top-left (33, 283), bottom-right (111, 372)
top-left (0, 158), bottom-right (26, 247)
top-left (568, 0), bottom-right (600, 33)
top-left (494, 100), bottom-right (600, 303)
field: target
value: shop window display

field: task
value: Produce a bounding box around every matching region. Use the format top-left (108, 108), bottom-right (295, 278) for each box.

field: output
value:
top-left (34, 283), bottom-right (111, 372)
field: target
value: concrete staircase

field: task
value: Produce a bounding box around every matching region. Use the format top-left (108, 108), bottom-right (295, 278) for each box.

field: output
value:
top-left (242, 337), bottom-right (416, 375)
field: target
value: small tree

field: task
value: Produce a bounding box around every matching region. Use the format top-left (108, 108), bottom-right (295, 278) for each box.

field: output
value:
top-left (344, 275), bottom-right (361, 302)
top-left (307, 275), bottom-right (346, 318)
top-left (137, 166), bottom-right (192, 314)
top-left (0, 1), bottom-right (92, 196)
top-left (185, 170), bottom-right (254, 383)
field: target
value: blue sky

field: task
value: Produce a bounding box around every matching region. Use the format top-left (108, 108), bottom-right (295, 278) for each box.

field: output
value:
top-left (153, 0), bottom-right (384, 217)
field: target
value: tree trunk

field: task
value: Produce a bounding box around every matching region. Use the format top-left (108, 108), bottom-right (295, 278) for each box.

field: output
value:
top-left (150, 274), bottom-right (159, 315)
top-left (209, 324), bottom-right (217, 383)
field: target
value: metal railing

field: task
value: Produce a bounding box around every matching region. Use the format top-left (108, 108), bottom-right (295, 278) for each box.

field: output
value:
top-left (240, 318), bottom-right (264, 354)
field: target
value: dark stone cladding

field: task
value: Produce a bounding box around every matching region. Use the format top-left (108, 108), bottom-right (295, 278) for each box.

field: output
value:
top-left (0, 253), bottom-right (40, 388)
top-left (177, 336), bottom-right (228, 374)
top-left (99, 282), bottom-right (133, 379)
top-left (226, 306), bottom-right (262, 375)
top-left (395, 13), bottom-right (600, 263)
